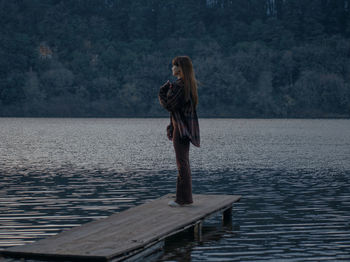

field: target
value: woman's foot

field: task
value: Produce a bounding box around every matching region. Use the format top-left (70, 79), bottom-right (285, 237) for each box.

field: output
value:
top-left (168, 200), bottom-right (193, 207)
top-left (168, 200), bottom-right (180, 207)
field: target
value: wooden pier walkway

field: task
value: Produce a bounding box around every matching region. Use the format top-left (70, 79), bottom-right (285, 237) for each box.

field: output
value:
top-left (1, 193), bottom-right (241, 261)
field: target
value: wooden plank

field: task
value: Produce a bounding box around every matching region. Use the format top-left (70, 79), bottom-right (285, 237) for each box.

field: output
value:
top-left (1, 194), bottom-right (241, 261)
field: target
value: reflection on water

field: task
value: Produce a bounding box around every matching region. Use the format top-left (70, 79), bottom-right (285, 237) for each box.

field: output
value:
top-left (0, 118), bottom-right (349, 261)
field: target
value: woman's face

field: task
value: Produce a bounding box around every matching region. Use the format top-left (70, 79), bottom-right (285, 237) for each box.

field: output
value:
top-left (172, 64), bottom-right (182, 78)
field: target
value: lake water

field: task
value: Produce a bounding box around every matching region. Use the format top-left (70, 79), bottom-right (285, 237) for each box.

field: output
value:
top-left (0, 118), bottom-right (349, 261)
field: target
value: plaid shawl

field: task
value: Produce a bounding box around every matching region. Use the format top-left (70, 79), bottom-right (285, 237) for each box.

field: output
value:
top-left (158, 78), bottom-right (200, 147)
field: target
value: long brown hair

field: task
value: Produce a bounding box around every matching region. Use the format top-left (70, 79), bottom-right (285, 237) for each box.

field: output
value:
top-left (172, 56), bottom-right (199, 109)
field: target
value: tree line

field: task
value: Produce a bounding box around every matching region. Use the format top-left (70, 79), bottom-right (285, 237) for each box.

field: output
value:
top-left (0, 0), bottom-right (349, 117)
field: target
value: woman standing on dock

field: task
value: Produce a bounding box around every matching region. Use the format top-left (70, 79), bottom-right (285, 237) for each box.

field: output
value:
top-left (158, 56), bottom-right (200, 207)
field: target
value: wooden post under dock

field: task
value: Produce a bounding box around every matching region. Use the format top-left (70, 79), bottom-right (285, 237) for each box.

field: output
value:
top-left (0, 193), bottom-right (241, 262)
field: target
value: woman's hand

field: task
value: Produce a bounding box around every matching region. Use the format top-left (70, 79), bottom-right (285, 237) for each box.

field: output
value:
top-left (167, 123), bottom-right (173, 141)
top-left (161, 80), bottom-right (171, 89)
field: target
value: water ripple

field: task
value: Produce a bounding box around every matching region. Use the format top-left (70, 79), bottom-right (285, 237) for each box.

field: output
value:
top-left (0, 118), bottom-right (350, 261)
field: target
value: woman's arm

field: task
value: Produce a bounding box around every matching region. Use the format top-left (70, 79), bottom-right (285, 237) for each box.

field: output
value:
top-left (158, 81), bottom-right (171, 107)
top-left (166, 120), bottom-right (174, 141)
top-left (158, 81), bottom-right (185, 112)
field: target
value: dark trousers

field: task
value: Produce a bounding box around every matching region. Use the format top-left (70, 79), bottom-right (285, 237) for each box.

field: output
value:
top-left (172, 118), bottom-right (193, 205)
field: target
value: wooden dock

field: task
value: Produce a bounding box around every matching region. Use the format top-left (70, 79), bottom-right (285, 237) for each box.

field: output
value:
top-left (1, 193), bottom-right (241, 262)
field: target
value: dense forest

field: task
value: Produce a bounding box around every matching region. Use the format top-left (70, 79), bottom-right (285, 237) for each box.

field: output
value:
top-left (1, 0), bottom-right (350, 117)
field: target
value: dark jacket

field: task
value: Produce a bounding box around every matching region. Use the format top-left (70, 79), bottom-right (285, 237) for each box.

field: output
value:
top-left (158, 78), bottom-right (200, 147)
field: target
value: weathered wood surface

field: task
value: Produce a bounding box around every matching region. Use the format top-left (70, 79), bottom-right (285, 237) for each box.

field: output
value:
top-left (1, 193), bottom-right (241, 261)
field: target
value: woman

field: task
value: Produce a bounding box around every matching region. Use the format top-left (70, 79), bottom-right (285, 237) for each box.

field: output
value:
top-left (158, 56), bottom-right (200, 207)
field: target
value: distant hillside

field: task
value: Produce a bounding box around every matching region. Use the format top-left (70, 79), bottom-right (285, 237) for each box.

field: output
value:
top-left (0, 0), bottom-right (349, 117)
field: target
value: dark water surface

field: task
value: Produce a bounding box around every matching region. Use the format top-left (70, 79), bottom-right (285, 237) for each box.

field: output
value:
top-left (0, 118), bottom-right (349, 261)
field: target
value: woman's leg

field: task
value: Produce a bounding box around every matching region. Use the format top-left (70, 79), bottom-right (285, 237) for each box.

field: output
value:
top-left (172, 122), bottom-right (193, 205)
